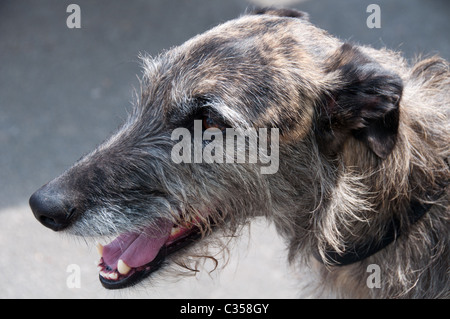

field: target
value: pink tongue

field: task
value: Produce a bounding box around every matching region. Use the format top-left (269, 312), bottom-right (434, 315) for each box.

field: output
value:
top-left (102, 220), bottom-right (173, 269)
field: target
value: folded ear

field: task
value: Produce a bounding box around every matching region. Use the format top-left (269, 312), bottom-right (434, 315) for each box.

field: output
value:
top-left (249, 7), bottom-right (309, 21)
top-left (316, 43), bottom-right (403, 159)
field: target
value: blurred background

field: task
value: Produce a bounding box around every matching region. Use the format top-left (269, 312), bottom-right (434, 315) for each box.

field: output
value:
top-left (0, 0), bottom-right (448, 298)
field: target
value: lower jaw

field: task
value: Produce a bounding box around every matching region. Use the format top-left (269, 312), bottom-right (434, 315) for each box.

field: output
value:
top-left (99, 227), bottom-right (203, 290)
top-left (99, 249), bottom-right (165, 289)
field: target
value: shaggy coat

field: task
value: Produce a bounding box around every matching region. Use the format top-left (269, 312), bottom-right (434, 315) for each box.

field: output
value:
top-left (30, 8), bottom-right (449, 298)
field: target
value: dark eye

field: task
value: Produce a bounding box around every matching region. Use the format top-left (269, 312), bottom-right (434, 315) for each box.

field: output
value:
top-left (202, 116), bottom-right (227, 131)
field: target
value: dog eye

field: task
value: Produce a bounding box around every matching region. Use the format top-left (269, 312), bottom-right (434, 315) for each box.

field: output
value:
top-left (202, 116), bottom-right (227, 131)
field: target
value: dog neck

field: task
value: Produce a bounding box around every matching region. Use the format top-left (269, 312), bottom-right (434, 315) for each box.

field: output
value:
top-left (312, 129), bottom-right (448, 266)
top-left (314, 196), bottom-right (437, 266)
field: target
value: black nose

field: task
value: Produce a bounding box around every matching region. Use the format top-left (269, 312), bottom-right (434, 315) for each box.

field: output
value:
top-left (29, 185), bottom-right (75, 231)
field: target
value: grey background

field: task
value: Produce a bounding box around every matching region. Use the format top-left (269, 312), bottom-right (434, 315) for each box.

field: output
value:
top-left (0, 0), bottom-right (449, 298)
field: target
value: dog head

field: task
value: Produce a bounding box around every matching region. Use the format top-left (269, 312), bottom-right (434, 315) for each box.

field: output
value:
top-left (29, 8), bottom-right (403, 289)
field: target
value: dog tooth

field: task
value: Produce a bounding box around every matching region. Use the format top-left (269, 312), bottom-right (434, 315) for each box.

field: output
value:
top-left (117, 259), bottom-right (132, 275)
top-left (96, 243), bottom-right (103, 257)
top-left (109, 272), bottom-right (118, 280)
top-left (100, 270), bottom-right (118, 280)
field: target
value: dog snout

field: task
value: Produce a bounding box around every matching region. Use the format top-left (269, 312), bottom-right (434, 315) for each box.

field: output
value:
top-left (29, 184), bottom-right (76, 231)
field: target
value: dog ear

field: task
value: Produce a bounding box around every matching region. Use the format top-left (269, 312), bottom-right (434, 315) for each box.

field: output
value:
top-left (250, 7), bottom-right (309, 21)
top-left (317, 43), bottom-right (403, 159)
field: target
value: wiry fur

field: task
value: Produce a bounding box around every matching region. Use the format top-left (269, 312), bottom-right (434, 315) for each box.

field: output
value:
top-left (30, 8), bottom-right (449, 298)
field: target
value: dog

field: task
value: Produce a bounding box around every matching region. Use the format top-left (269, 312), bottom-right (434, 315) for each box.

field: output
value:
top-left (29, 8), bottom-right (449, 298)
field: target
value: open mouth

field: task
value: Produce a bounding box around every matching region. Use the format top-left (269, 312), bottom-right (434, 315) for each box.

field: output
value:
top-left (97, 218), bottom-right (203, 289)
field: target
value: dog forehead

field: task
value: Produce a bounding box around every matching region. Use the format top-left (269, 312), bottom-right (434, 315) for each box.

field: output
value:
top-left (156, 16), bottom-right (308, 110)
top-left (137, 14), bottom-right (323, 137)
top-left (189, 14), bottom-right (297, 41)
top-left (177, 15), bottom-right (302, 62)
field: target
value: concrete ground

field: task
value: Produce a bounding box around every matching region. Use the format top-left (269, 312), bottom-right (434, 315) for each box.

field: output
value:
top-left (0, 0), bottom-right (448, 298)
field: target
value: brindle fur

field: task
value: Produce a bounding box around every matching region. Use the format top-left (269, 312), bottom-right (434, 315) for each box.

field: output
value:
top-left (30, 8), bottom-right (449, 298)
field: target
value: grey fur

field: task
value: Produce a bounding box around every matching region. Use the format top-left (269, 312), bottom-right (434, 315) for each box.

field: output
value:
top-left (30, 9), bottom-right (449, 298)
